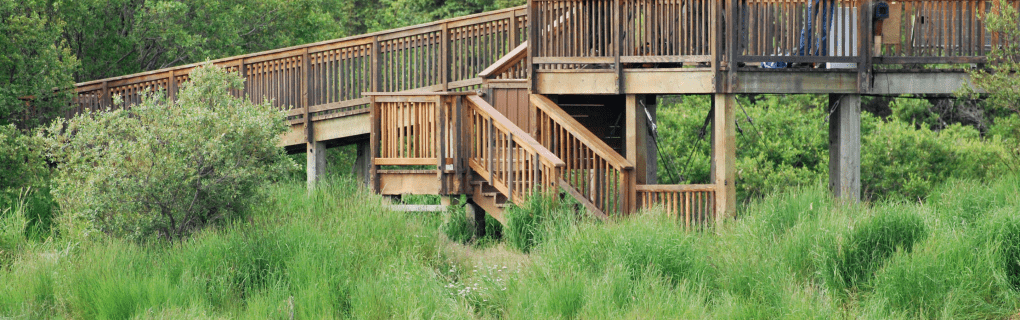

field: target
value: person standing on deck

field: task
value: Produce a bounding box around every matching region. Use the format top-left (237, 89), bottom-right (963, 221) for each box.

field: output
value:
top-left (798, 0), bottom-right (837, 59)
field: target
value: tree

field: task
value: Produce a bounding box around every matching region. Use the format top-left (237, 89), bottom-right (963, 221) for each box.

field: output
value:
top-left (45, 63), bottom-right (295, 241)
top-left (0, 0), bottom-right (78, 128)
top-left (964, 0), bottom-right (1020, 169)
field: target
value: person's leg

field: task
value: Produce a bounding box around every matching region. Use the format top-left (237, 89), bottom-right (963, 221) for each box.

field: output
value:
top-left (799, 0), bottom-right (821, 56)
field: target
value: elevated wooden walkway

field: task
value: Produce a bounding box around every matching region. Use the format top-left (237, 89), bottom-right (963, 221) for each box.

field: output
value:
top-left (53, 0), bottom-right (1019, 227)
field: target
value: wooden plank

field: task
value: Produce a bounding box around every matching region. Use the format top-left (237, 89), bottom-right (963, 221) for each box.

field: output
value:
top-left (531, 94), bottom-right (630, 168)
top-left (479, 42), bottom-right (529, 78)
top-left (635, 184), bottom-right (716, 192)
top-left (619, 55), bottom-right (714, 63)
top-left (378, 171), bottom-right (443, 195)
top-left (533, 56), bottom-right (615, 64)
top-left (374, 158), bottom-right (439, 166)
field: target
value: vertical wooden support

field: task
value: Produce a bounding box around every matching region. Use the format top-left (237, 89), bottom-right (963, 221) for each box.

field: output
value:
top-left (508, 132), bottom-right (515, 200)
top-left (614, 0), bottom-right (623, 94)
top-left (307, 141), bottom-right (327, 190)
top-left (859, 0), bottom-right (875, 93)
top-left (167, 70), bottom-right (177, 102)
top-left (643, 95), bottom-right (657, 184)
top-left (369, 96), bottom-right (380, 193)
top-left (828, 94), bottom-right (861, 202)
top-left (441, 24), bottom-right (450, 91)
top-left (102, 81), bottom-right (111, 109)
top-left (438, 96), bottom-right (447, 194)
top-left (527, 0), bottom-right (537, 92)
top-left (454, 96), bottom-right (465, 193)
top-left (353, 140), bottom-right (371, 187)
top-left (509, 11), bottom-right (520, 49)
top-left (238, 59), bottom-right (247, 97)
top-left (625, 95), bottom-right (650, 184)
top-left (372, 36), bottom-right (381, 92)
top-left (726, 0), bottom-right (738, 92)
top-left (713, 94), bottom-right (736, 222)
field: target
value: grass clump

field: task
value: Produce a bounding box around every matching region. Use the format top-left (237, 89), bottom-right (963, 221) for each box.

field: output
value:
top-left (503, 192), bottom-right (573, 253)
top-left (831, 208), bottom-right (928, 292)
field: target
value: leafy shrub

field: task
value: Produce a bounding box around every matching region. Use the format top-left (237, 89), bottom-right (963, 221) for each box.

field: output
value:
top-left (0, 124), bottom-right (53, 244)
top-left (658, 94), bottom-right (1010, 203)
top-left (44, 63), bottom-right (294, 241)
top-left (861, 117), bottom-right (1009, 201)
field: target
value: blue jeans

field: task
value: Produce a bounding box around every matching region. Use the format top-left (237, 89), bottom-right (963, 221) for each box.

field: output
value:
top-left (798, 0), bottom-right (836, 56)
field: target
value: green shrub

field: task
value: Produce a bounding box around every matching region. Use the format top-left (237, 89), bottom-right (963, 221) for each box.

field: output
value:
top-left (44, 63), bottom-right (295, 241)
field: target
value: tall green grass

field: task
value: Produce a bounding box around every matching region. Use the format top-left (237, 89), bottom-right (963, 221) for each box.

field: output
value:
top-left (2, 173), bottom-right (1020, 318)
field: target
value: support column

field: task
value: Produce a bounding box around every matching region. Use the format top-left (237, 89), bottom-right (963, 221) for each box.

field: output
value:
top-left (713, 94), bottom-right (736, 222)
top-left (828, 94), bottom-right (861, 202)
top-left (643, 95), bottom-right (658, 184)
top-left (307, 141), bottom-right (326, 189)
top-left (626, 95), bottom-right (653, 184)
top-left (352, 141), bottom-right (371, 187)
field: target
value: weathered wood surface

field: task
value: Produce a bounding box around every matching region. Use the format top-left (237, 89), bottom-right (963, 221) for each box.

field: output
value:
top-left (65, 6), bottom-right (530, 133)
top-left (531, 93), bottom-right (635, 216)
top-left (636, 184), bottom-right (716, 229)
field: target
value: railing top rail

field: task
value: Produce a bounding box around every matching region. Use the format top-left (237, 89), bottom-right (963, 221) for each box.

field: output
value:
top-left (466, 95), bottom-right (566, 168)
top-left (530, 94), bottom-right (633, 170)
top-left (636, 184), bottom-right (716, 192)
top-left (363, 92), bottom-right (477, 97)
top-left (479, 42), bottom-right (529, 79)
top-left (73, 5), bottom-right (527, 89)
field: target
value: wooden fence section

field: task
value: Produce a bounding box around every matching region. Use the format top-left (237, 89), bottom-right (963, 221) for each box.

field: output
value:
top-left (529, 0), bottom-right (716, 69)
top-left (530, 94), bottom-right (635, 217)
top-left (465, 95), bottom-right (565, 202)
top-left (67, 6), bottom-right (528, 129)
top-left (636, 184), bottom-right (715, 229)
top-left (733, 0), bottom-right (863, 64)
top-left (875, 0), bottom-right (1020, 64)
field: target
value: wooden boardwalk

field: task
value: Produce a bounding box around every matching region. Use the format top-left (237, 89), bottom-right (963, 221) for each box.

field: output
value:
top-left (52, 0), bottom-right (1020, 227)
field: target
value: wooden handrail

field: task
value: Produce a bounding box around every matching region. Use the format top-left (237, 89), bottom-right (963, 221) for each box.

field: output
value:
top-left (635, 184), bottom-right (716, 193)
top-left (466, 95), bottom-right (565, 169)
top-left (530, 94), bottom-right (632, 169)
top-left (72, 6), bottom-right (526, 89)
top-left (479, 42), bottom-right (529, 79)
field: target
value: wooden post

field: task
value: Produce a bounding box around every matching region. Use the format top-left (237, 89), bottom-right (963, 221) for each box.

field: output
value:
top-left (614, 0), bottom-right (623, 94)
top-left (441, 24), bottom-right (450, 91)
top-left (625, 95), bottom-right (650, 184)
top-left (438, 96), bottom-right (447, 194)
top-left (828, 94), bottom-right (861, 202)
top-left (167, 70), bottom-right (177, 102)
top-left (713, 94), bottom-right (736, 222)
top-left (454, 96), bottom-right (465, 194)
top-left (726, 0), bottom-right (738, 93)
top-left (509, 11), bottom-right (520, 49)
top-left (643, 95), bottom-right (657, 184)
top-left (238, 59), bottom-right (247, 97)
top-left (369, 96), bottom-right (380, 193)
top-left (527, 0), bottom-right (537, 92)
top-left (353, 140), bottom-right (370, 187)
top-left (307, 141), bottom-right (326, 190)
top-left (859, 0), bottom-right (875, 93)
top-left (102, 81), bottom-right (111, 109)
top-left (372, 36), bottom-right (381, 92)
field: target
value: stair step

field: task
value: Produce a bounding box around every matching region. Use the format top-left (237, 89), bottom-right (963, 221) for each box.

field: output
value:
top-left (481, 192), bottom-right (501, 197)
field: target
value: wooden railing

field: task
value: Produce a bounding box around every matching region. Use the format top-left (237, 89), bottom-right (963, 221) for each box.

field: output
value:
top-left (465, 95), bottom-right (565, 202)
top-left (732, 0), bottom-right (863, 65)
top-left (529, 0), bottom-right (717, 70)
top-left (65, 6), bottom-right (528, 129)
top-left (636, 184), bottom-right (715, 228)
top-left (875, 0), bottom-right (1020, 64)
top-left (530, 94), bottom-right (635, 217)
top-left (367, 92), bottom-right (564, 202)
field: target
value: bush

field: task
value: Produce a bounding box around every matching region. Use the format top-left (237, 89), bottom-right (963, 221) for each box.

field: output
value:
top-left (44, 63), bottom-right (294, 241)
top-left (0, 124), bottom-right (53, 246)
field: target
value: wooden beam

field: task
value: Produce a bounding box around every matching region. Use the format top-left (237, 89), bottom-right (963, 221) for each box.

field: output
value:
top-left (828, 94), bottom-right (861, 202)
top-left (713, 94), bottom-right (736, 222)
top-left (479, 42), bottom-right (528, 78)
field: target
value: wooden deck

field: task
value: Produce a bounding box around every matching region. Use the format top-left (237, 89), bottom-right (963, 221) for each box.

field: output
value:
top-left (49, 0), bottom-right (1019, 227)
